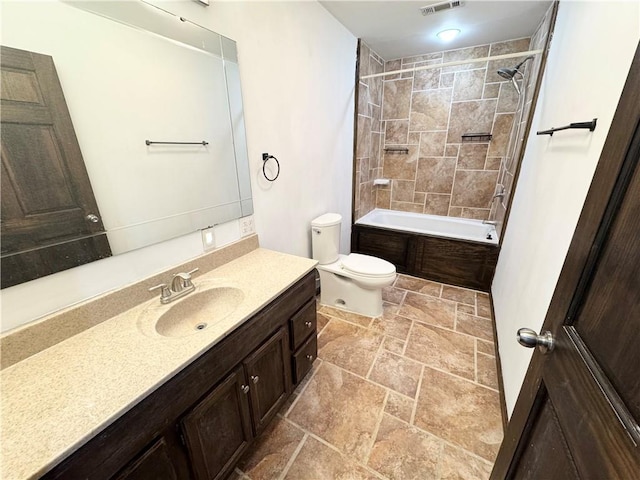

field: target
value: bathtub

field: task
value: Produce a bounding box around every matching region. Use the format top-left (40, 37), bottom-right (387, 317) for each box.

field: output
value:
top-left (352, 209), bottom-right (500, 291)
top-left (357, 209), bottom-right (498, 245)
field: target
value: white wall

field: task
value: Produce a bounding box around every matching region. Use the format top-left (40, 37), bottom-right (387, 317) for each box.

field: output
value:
top-left (177, 1), bottom-right (356, 257)
top-left (492, 1), bottom-right (639, 416)
top-left (0, 1), bottom-right (356, 332)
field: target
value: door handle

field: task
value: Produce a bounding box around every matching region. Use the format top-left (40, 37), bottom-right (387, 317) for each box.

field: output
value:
top-left (517, 328), bottom-right (555, 354)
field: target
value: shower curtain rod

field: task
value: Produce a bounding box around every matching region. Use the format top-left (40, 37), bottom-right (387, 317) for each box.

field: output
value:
top-left (360, 49), bottom-right (543, 80)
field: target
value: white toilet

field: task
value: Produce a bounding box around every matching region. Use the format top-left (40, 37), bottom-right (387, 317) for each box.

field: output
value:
top-left (311, 213), bottom-right (396, 317)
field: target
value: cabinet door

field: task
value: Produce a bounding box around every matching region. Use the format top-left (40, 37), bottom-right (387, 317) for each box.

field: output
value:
top-left (112, 436), bottom-right (189, 480)
top-left (244, 327), bottom-right (291, 434)
top-left (181, 367), bottom-right (253, 480)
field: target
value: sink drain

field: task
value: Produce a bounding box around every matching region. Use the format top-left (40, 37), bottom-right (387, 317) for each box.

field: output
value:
top-left (195, 323), bottom-right (207, 331)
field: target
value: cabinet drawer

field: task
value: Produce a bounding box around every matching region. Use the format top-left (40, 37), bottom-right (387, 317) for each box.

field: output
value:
top-left (290, 299), bottom-right (316, 350)
top-left (293, 334), bottom-right (318, 384)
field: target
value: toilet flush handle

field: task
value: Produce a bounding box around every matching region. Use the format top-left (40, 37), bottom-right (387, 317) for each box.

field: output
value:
top-left (312, 228), bottom-right (322, 235)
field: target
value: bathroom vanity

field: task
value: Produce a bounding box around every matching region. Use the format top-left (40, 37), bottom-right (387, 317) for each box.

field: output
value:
top-left (0, 244), bottom-right (318, 480)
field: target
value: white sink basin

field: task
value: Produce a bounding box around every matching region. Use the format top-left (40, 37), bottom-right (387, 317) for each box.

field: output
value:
top-left (139, 285), bottom-right (245, 338)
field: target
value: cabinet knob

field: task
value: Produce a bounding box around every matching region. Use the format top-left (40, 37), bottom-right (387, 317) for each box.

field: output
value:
top-left (305, 321), bottom-right (312, 328)
top-left (251, 375), bottom-right (259, 384)
top-left (241, 385), bottom-right (250, 394)
top-left (306, 354), bottom-right (314, 362)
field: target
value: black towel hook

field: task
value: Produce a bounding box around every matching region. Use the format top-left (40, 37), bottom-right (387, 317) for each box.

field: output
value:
top-left (262, 153), bottom-right (280, 182)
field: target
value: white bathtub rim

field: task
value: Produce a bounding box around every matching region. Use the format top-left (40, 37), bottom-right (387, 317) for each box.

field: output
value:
top-left (356, 208), bottom-right (499, 245)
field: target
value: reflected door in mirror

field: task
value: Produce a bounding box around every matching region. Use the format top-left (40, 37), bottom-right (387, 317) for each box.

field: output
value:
top-left (1, 46), bottom-right (111, 288)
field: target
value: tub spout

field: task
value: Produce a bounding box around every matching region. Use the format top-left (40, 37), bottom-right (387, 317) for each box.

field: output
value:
top-left (483, 220), bottom-right (498, 226)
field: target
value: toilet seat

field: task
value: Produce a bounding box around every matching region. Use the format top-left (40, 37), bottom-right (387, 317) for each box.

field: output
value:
top-left (341, 253), bottom-right (395, 278)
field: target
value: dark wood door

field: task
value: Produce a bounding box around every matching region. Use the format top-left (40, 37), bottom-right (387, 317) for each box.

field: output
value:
top-left (181, 366), bottom-right (253, 480)
top-left (243, 327), bottom-right (291, 435)
top-left (112, 436), bottom-right (190, 480)
top-left (492, 45), bottom-right (640, 479)
top-left (1, 45), bottom-right (110, 287)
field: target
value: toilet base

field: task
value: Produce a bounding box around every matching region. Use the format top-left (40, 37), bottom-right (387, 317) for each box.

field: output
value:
top-left (317, 269), bottom-right (385, 318)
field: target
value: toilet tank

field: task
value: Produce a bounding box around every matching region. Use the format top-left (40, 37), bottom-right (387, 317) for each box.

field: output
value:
top-left (311, 213), bottom-right (342, 265)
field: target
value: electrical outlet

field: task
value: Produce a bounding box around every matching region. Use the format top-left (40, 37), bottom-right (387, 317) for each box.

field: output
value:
top-left (240, 216), bottom-right (255, 236)
top-left (201, 226), bottom-right (216, 250)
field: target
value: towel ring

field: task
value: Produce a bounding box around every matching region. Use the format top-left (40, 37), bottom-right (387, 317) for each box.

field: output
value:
top-left (262, 153), bottom-right (280, 182)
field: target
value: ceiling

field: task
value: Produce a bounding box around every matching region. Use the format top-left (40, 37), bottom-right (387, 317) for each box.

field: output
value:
top-left (319, 0), bottom-right (552, 60)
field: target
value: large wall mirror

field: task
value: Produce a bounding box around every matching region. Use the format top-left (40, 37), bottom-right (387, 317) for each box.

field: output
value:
top-left (0, 0), bottom-right (253, 288)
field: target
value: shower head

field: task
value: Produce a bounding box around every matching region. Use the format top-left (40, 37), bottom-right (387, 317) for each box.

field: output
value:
top-left (497, 56), bottom-right (535, 80)
top-left (497, 56), bottom-right (534, 95)
top-left (497, 67), bottom-right (519, 80)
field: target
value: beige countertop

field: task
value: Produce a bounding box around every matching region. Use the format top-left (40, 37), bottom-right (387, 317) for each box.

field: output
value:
top-left (0, 248), bottom-right (317, 480)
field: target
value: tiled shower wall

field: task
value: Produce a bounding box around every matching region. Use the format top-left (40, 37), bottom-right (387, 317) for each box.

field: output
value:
top-left (354, 37), bottom-right (537, 222)
top-left (354, 43), bottom-right (384, 222)
top-left (492, 4), bottom-right (556, 238)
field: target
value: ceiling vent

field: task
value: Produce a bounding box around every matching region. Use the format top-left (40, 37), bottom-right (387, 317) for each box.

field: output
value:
top-left (420, 1), bottom-right (464, 16)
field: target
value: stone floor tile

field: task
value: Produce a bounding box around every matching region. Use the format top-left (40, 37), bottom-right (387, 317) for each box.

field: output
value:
top-left (476, 293), bottom-right (492, 319)
top-left (316, 311), bottom-right (330, 334)
top-left (292, 358), bottom-right (322, 396)
top-left (382, 286), bottom-right (407, 305)
top-left (382, 336), bottom-right (405, 355)
top-left (414, 367), bottom-right (503, 461)
top-left (367, 414), bottom-right (442, 480)
top-left (405, 323), bottom-right (475, 380)
top-left (288, 363), bottom-right (387, 462)
top-left (399, 292), bottom-right (456, 329)
top-left (456, 303), bottom-right (476, 315)
top-left (318, 305), bottom-right (373, 328)
top-left (395, 275), bottom-right (442, 297)
top-left (284, 436), bottom-right (380, 480)
top-left (456, 313), bottom-right (494, 341)
top-left (368, 350), bottom-right (422, 397)
top-left (476, 339), bottom-right (495, 356)
top-left (384, 391), bottom-right (414, 423)
top-left (476, 353), bottom-right (499, 390)
top-left (438, 444), bottom-right (493, 480)
top-left (230, 469), bottom-right (251, 480)
top-left (370, 313), bottom-right (412, 340)
top-left (317, 319), bottom-right (383, 377)
top-left (236, 417), bottom-right (305, 480)
top-left (441, 285), bottom-right (476, 305)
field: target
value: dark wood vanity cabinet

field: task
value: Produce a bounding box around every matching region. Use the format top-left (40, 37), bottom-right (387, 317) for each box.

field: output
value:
top-left (43, 270), bottom-right (316, 480)
top-left (290, 299), bottom-right (318, 383)
top-left (113, 436), bottom-right (190, 480)
top-left (242, 327), bottom-right (291, 434)
top-left (182, 328), bottom-right (291, 480)
top-left (182, 367), bottom-right (253, 480)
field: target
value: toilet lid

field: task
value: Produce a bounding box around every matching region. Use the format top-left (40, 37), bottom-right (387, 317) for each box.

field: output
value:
top-left (342, 253), bottom-right (396, 277)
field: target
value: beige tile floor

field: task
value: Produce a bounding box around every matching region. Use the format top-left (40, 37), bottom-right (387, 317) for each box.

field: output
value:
top-left (233, 274), bottom-right (503, 480)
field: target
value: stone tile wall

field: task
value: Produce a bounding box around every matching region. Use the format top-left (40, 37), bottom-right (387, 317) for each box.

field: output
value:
top-left (492, 4), bottom-right (556, 238)
top-left (354, 37), bottom-right (541, 222)
top-left (354, 41), bottom-right (384, 221)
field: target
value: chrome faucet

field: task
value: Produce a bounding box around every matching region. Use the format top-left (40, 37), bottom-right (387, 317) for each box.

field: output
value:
top-left (149, 268), bottom-right (199, 304)
top-left (483, 220), bottom-right (498, 226)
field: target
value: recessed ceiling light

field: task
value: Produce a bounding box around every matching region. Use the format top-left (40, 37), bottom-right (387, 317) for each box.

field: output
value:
top-left (436, 29), bottom-right (461, 42)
